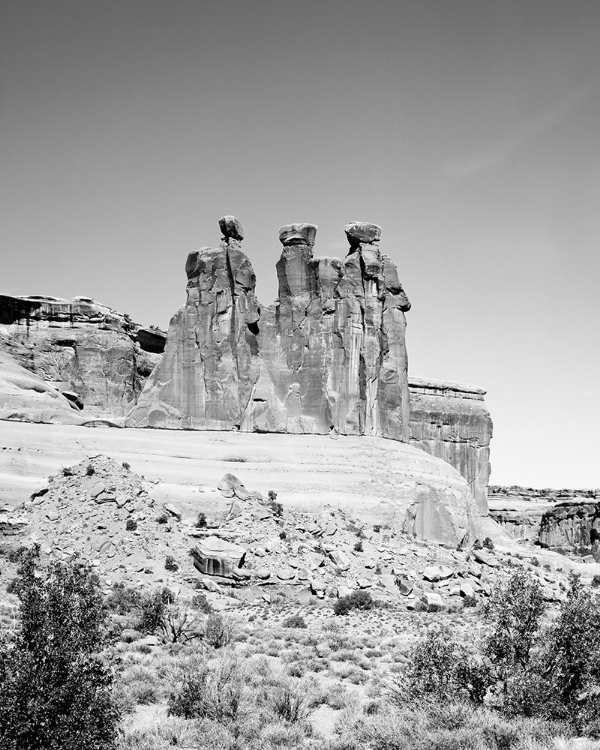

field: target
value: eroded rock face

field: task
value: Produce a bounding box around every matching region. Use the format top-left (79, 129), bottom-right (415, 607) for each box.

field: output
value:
top-left (0, 296), bottom-right (165, 417)
top-left (488, 485), bottom-right (600, 547)
top-left (0, 347), bottom-right (85, 425)
top-left (128, 218), bottom-right (412, 439)
top-left (408, 377), bottom-right (492, 515)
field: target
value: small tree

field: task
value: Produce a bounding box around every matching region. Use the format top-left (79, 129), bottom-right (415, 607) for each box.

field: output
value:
top-left (483, 568), bottom-right (545, 680)
top-left (535, 574), bottom-right (600, 730)
top-left (0, 546), bottom-right (120, 749)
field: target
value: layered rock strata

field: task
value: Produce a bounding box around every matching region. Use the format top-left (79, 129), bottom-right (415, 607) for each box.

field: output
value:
top-left (488, 485), bottom-right (600, 547)
top-left (128, 218), bottom-right (412, 439)
top-left (408, 377), bottom-right (492, 515)
top-left (0, 295), bottom-right (164, 417)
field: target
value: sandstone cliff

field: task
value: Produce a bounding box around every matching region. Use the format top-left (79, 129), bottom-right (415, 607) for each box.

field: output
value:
top-left (0, 347), bottom-right (85, 425)
top-left (128, 218), bottom-right (412, 439)
top-left (408, 377), bottom-right (492, 515)
top-left (488, 485), bottom-right (600, 548)
top-left (0, 295), bottom-right (164, 417)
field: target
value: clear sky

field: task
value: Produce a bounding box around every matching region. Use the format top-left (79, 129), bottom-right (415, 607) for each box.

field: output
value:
top-left (2, 0), bottom-right (599, 488)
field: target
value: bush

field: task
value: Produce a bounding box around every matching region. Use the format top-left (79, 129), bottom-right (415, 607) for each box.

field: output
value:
top-left (282, 614), bottom-right (307, 629)
top-left (0, 546), bottom-right (120, 749)
top-left (191, 593), bottom-right (212, 614)
top-left (125, 518), bottom-right (137, 531)
top-left (205, 613), bottom-right (235, 648)
top-left (195, 512), bottom-right (207, 529)
top-left (165, 555), bottom-right (179, 572)
top-left (271, 683), bottom-right (308, 723)
top-left (157, 513), bottom-right (169, 524)
top-left (483, 537), bottom-right (494, 550)
top-left (354, 540), bottom-right (363, 552)
top-left (333, 590), bottom-right (373, 616)
top-left (168, 654), bottom-right (245, 721)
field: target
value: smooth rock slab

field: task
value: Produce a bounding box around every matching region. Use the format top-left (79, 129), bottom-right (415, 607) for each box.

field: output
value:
top-left (191, 536), bottom-right (246, 578)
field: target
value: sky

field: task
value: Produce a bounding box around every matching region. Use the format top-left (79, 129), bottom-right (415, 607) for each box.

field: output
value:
top-left (1, 0), bottom-right (599, 489)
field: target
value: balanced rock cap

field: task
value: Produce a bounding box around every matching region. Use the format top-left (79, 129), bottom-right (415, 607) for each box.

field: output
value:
top-left (345, 221), bottom-right (382, 246)
top-left (278, 223), bottom-right (317, 247)
top-left (219, 215), bottom-right (245, 241)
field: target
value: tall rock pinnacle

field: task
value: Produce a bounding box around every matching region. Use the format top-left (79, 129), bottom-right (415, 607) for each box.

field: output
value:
top-left (127, 217), bottom-right (412, 439)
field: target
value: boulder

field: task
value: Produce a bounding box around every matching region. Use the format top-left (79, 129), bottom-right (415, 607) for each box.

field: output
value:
top-left (473, 549), bottom-right (497, 568)
top-left (191, 536), bottom-right (246, 578)
top-left (344, 221), bottom-right (382, 246)
top-left (329, 549), bottom-right (351, 571)
top-left (421, 591), bottom-right (444, 610)
top-left (422, 565), bottom-right (454, 582)
top-left (219, 215), bottom-right (245, 241)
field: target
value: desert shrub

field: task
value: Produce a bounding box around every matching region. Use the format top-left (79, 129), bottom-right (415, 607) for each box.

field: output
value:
top-left (0, 546), bottom-right (120, 749)
top-left (195, 512), bottom-right (207, 528)
top-left (266, 490), bottom-right (283, 517)
top-left (405, 626), bottom-right (491, 704)
top-left (125, 519), bottom-right (137, 532)
top-left (271, 682), bottom-right (308, 723)
top-left (354, 540), bottom-right (363, 552)
top-left (483, 537), bottom-right (494, 550)
top-left (333, 590), bottom-right (373, 616)
top-left (165, 555), bottom-right (179, 572)
top-left (157, 513), bottom-right (169, 524)
top-left (531, 556), bottom-right (540, 567)
top-left (168, 654), bottom-right (245, 721)
top-left (6, 546), bottom-right (28, 564)
top-left (282, 614), bottom-right (307, 629)
top-left (135, 587), bottom-right (175, 634)
top-left (106, 582), bottom-right (140, 615)
top-left (205, 613), bottom-right (235, 648)
top-left (483, 568), bottom-right (545, 680)
top-left (373, 524), bottom-right (381, 533)
top-left (528, 573), bottom-right (600, 732)
top-left (121, 461), bottom-right (130, 470)
top-left (333, 596), bottom-right (354, 616)
top-left (191, 593), bottom-right (212, 614)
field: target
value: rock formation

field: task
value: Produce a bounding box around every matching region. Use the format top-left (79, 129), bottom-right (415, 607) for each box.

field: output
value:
top-left (0, 295), bottom-right (164, 417)
top-left (408, 377), bottom-right (492, 515)
top-left (489, 485), bottom-right (600, 548)
top-left (128, 217), bottom-right (412, 440)
top-left (0, 346), bottom-right (85, 425)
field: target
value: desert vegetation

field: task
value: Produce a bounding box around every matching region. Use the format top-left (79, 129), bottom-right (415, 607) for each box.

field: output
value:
top-left (2, 550), bottom-right (600, 749)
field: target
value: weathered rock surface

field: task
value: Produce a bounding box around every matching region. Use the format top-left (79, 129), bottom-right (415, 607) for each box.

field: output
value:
top-left (0, 347), bottom-right (85, 425)
top-left (488, 485), bottom-right (600, 548)
top-left (0, 295), bottom-right (165, 417)
top-left (190, 536), bottom-right (247, 577)
top-left (128, 217), bottom-right (412, 440)
top-left (408, 377), bottom-right (492, 515)
top-left (1, 421), bottom-right (480, 547)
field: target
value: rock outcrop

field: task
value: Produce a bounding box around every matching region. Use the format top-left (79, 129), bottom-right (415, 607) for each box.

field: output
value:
top-left (0, 347), bottom-right (85, 425)
top-left (128, 217), bottom-right (412, 440)
top-left (408, 377), bottom-right (492, 515)
top-left (488, 485), bottom-right (600, 547)
top-left (0, 295), bottom-right (164, 417)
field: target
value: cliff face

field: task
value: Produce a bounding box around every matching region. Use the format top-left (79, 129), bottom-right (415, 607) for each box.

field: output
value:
top-left (488, 485), bottom-right (600, 547)
top-left (408, 378), bottom-right (492, 515)
top-left (128, 218), bottom-right (412, 439)
top-left (0, 295), bottom-right (163, 417)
